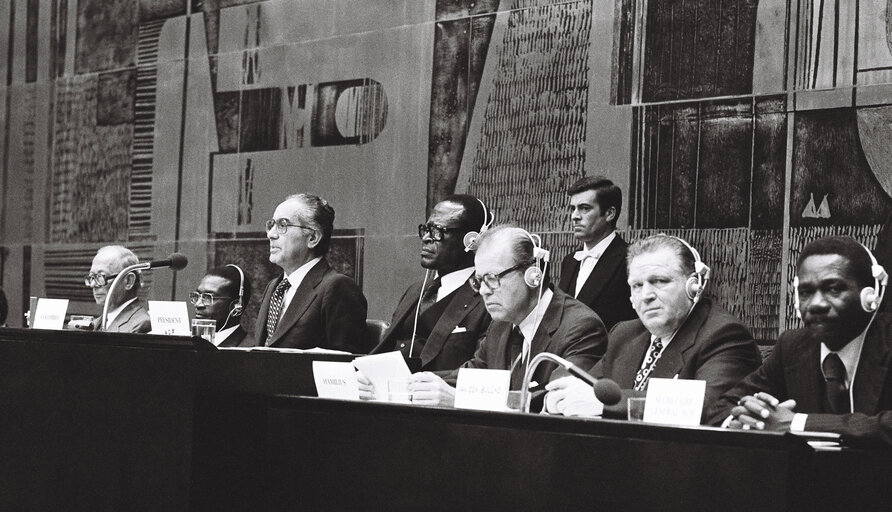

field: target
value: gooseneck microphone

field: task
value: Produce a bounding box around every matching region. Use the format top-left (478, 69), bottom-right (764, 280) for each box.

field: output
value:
top-left (101, 253), bottom-right (189, 331)
top-left (521, 352), bottom-right (622, 412)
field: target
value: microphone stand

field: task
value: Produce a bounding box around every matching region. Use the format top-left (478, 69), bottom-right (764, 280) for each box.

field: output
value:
top-left (520, 352), bottom-right (574, 413)
top-left (101, 262), bottom-right (149, 331)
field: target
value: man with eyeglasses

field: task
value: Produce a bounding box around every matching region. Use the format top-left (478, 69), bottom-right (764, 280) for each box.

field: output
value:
top-left (191, 265), bottom-right (252, 347)
top-left (405, 224), bottom-right (607, 407)
top-left (369, 195), bottom-right (492, 371)
top-left (84, 245), bottom-right (151, 333)
top-left (249, 193), bottom-right (369, 353)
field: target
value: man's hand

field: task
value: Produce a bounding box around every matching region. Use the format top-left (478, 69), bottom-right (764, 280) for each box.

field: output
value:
top-left (408, 372), bottom-right (456, 407)
top-left (544, 376), bottom-right (603, 417)
top-left (727, 392), bottom-right (796, 431)
top-left (356, 371), bottom-right (376, 401)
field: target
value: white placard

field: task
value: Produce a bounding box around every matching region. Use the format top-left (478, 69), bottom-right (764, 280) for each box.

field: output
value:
top-left (643, 378), bottom-right (706, 426)
top-left (312, 361), bottom-right (360, 400)
top-left (352, 351), bottom-right (412, 401)
top-left (32, 299), bottom-right (69, 330)
top-left (453, 368), bottom-right (511, 411)
top-left (147, 301), bottom-right (191, 335)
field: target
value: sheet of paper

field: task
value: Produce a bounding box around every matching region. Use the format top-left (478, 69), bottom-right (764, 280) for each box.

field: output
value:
top-left (148, 301), bottom-right (191, 336)
top-left (643, 378), bottom-right (706, 426)
top-left (32, 299), bottom-right (69, 330)
top-left (312, 361), bottom-right (360, 400)
top-left (352, 351), bottom-right (412, 401)
top-left (453, 368), bottom-right (511, 411)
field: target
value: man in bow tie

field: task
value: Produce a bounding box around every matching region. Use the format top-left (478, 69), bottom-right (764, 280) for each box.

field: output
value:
top-left (557, 176), bottom-right (636, 330)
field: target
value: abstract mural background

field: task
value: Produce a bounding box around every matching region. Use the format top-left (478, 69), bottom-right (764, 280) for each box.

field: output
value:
top-left (1, 0), bottom-right (891, 343)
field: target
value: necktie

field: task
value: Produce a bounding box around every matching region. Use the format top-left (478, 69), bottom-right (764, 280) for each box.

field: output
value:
top-left (573, 248), bottom-right (601, 297)
top-left (633, 338), bottom-right (664, 391)
top-left (822, 353), bottom-right (850, 414)
top-left (507, 325), bottom-right (525, 369)
top-left (419, 278), bottom-right (441, 314)
top-left (265, 278), bottom-right (291, 345)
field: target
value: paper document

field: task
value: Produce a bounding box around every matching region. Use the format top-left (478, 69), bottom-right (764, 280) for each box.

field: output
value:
top-left (352, 351), bottom-right (412, 401)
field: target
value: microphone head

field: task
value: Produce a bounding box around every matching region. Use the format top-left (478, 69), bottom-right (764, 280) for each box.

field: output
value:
top-left (168, 253), bottom-right (188, 271)
top-left (593, 378), bottom-right (622, 406)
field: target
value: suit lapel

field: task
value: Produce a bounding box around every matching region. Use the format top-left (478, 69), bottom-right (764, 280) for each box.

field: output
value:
top-left (420, 283), bottom-right (480, 365)
top-left (576, 236), bottom-right (626, 305)
top-left (488, 321), bottom-right (513, 370)
top-left (108, 300), bottom-right (139, 332)
top-left (786, 337), bottom-right (824, 412)
top-left (615, 329), bottom-right (652, 388)
top-left (268, 260), bottom-right (329, 346)
top-left (853, 317), bottom-right (892, 413)
top-left (651, 300), bottom-right (709, 379)
top-left (379, 280), bottom-right (424, 346)
top-left (558, 256), bottom-right (579, 294)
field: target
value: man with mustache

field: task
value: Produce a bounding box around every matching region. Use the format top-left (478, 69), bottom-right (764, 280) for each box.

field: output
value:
top-left (84, 245), bottom-right (152, 333)
top-left (713, 236), bottom-right (892, 447)
top-left (558, 176), bottom-right (635, 330)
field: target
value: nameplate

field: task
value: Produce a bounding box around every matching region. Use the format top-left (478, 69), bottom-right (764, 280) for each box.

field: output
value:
top-left (148, 301), bottom-right (191, 335)
top-left (312, 361), bottom-right (360, 400)
top-left (454, 368), bottom-right (511, 411)
top-left (643, 378), bottom-right (706, 426)
top-left (352, 351), bottom-right (412, 401)
top-left (32, 298), bottom-right (69, 330)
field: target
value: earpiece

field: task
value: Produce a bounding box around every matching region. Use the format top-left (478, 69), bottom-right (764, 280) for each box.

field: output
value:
top-left (227, 264), bottom-right (245, 317)
top-left (521, 231), bottom-right (550, 288)
top-left (667, 235), bottom-right (710, 303)
top-left (463, 198), bottom-right (495, 252)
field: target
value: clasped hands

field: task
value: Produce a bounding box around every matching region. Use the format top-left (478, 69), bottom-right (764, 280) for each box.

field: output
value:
top-left (727, 392), bottom-right (796, 431)
top-left (356, 371), bottom-right (456, 407)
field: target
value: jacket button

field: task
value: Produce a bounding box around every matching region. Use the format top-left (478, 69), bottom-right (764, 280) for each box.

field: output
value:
top-left (400, 343), bottom-right (406, 348)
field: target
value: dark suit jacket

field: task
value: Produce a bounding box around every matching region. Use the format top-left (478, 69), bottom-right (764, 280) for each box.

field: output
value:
top-left (100, 299), bottom-right (152, 334)
top-left (708, 314), bottom-right (892, 447)
top-left (372, 280), bottom-right (491, 371)
top-left (218, 325), bottom-right (249, 347)
top-left (558, 234), bottom-right (636, 331)
top-left (441, 287), bottom-right (607, 389)
top-left (593, 297), bottom-right (761, 422)
top-left (251, 259), bottom-right (369, 354)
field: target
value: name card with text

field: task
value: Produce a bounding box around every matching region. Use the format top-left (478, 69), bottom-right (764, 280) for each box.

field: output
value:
top-left (32, 299), bottom-right (69, 330)
top-left (148, 301), bottom-right (191, 335)
top-left (643, 378), bottom-right (706, 426)
top-left (313, 361), bottom-right (360, 400)
top-left (454, 368), bottom-right (511, 411)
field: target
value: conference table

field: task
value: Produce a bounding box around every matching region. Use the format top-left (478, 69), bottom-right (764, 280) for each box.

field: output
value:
top-left (0, 328), bottom-right (888, 511)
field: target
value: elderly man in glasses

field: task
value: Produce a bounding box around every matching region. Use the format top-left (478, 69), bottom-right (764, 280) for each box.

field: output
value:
top-left (401, 224), bottom-right (607, 407)
top-left (247, 193), bottom-right (369, 353)
top-left (84, 245), bottom-right (151, 333)
top-left (191, 265), bottom-right (252, 347)
top-left (370, 195), bottom-right (492, 371)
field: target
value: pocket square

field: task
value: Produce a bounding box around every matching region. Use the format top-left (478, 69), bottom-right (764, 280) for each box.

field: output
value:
top-left (451, 326), bottom-right (468, 334)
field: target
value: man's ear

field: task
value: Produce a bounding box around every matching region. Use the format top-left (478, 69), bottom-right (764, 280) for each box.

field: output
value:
top-left (306, 231), bottom-right (321, 249)
top-left (604, 206), bottom-right (617, 223)
top-left (123, 272), bottom-right (137, 290)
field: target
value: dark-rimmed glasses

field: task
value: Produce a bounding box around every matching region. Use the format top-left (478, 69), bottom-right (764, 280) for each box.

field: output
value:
top-left (265, 218), bottom-right (315, 235)
top-left (189, 291), bottom-right (235, 306)
top-left (468, 263), bottom-right (527, 293)
top-left (84, 272), bottom-right (119, 288)
top-left (418, 223), bottom-right (461, 241)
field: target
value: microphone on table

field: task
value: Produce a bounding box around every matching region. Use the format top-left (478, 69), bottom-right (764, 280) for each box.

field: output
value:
top-left (521, 352), bottom-right (622, 412)
top-left (102, 253), bottom-right (189, 330)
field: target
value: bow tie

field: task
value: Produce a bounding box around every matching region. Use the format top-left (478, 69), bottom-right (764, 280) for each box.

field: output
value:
top-left (573, 248), bottom-right (602, 262)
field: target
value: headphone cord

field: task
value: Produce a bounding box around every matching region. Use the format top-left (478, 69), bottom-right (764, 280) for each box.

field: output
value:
top-left (408, 269), bottom-right (431, 359)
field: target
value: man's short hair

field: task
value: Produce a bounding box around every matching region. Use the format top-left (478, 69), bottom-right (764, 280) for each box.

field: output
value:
top-left (205, 265), bottom-right (252, 307)
top-left (441, 194), bottom-right (486, 234)
top-left (475, 224), bottom-right (537, 266)
top-left (627, 234), bottom-right (696, 276)
top-left (567, 176), bottom-right (622, 229)
top-left (286, 193), bottom-right (335, 256)
top-left (0, 287), bottom-right (7, 326)
top-left (797, 236), bottom-right (874, 289)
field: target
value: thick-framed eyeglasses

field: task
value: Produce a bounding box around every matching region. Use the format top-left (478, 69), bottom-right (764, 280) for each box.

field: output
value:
top-left (84, 272), bottom-right (119, 288)
top-left (189, 291), bottom-right (235, 306)
top-left (418, 223), bottom-right (461, 241)
top-left (265, 218), bottom-right (315, 235)
top-left (468, 263), bottom-right (527, 293)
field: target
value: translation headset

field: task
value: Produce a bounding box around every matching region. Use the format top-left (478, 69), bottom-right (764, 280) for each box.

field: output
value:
top-left (669, 235), bottom-right (711, 304)
top-left (226, 264), bottom-right (245, 317)
top-left (463, 198), bottom-right (495, 252)
top-left (520, 230), bottom-right (551, 288)
top-left (792, 242), bottom-right (888, 318)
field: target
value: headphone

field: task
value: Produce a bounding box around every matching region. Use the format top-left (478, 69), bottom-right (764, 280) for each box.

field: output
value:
top-left (226, 264), bottom-right (245, 317)
top-left (792, 242), bottom-right (888, 318)
top-left (668, 235), bottom-right (711, 304)
top-left (463, 198), bottom-right (495, 252)
top-left (520, 230), bottom-right (551, 288)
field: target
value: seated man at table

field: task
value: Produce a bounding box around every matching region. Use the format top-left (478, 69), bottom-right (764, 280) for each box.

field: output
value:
top-left (191, 265), bottom-right (252, 347)
top-left (85, 245), bottom-right (152, 333)
top-left (394, 224), bottom-right (608, 407)
top-left (544, 234), bottom-right (761, 421)
top-left (711, 236), bottom-right (892, 447)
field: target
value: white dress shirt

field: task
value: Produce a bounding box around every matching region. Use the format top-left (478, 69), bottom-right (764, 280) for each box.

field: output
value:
top-left (282, 257), bottom-right (322, 312)
top-left (435, 267), bottom-right (475, 302)
top-left (516, 288), bottom-right (554, 363)
top-left (574, 231), bottom-right (617, 297)
top-left (213, 324), bottom-right (239, 346)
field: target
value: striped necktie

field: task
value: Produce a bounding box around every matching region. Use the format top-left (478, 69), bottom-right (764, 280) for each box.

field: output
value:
top-left (265, 278), bottom-right (291, 345)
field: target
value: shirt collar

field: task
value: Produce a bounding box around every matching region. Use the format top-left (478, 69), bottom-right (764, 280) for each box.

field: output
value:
top-left (213, 324), bottom-right (239, 346)
top-left (436, 266), bottom-right (475, 298)
top-left (284, 256), bottom-right (322, 287)
top-left (820, 330), bottom-right (867, 389)
top-left (575, 231), bottom-right (616, 261)
top-left (516, 288), bottom-right (554, 341)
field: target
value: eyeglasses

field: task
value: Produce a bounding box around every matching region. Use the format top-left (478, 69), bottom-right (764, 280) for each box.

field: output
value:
top-left (468, 263), bottom-right (527, 293)
top-left (84, 272), bottom-right (119, 288)
top-left (265, 218), bottom-right (315, 235)
top-left (418, 223), bottom-right (461, 241)
top-left (189, 291), bottom-right (235, 306)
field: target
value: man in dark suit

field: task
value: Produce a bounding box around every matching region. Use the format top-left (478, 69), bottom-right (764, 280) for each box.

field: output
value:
top-left (713, 236), bottom-right (892, 447)
top-left (557, 176), bottom-right (635, 330)
top-left (250, 193), bottom-right (368, 353)
top-left (545, 234), bottom-right (760, 421)
top-left (85, 245), bottom-right (152, 334)
top-left (405, 224), bottom-right (608, 407)
top-left (371, 194), bottom-right (491, 371)
top-left (191, 265), bottom-right (252, 347)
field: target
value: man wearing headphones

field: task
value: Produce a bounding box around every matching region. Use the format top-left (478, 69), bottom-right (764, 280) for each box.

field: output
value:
top-left (544, 234), bottom-right (761, 421)
top-left (713, 236), bottom-right (892, 447)
top-left (404, 224), bottom-right (608, 407)
top-left (370, 194), bottom-right (492, 371)
top-left (192, 265), bottom-right (252, 347)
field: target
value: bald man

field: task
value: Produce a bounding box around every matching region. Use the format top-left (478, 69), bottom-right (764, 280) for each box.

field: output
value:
top-left (84, 245), bottom-right (151, 333)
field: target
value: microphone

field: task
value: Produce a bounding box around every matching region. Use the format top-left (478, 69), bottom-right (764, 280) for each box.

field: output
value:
top-left (521, 352), bottom-right (622, 412)
top-left (101, 253), bottom-right (189, 330)
top-left (146, 253), bottom-right (188, 270)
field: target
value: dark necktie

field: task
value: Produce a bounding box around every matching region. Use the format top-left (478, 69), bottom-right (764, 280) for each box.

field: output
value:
top-left (419, 278), bottom-right (441, 314)
top-left (265, 278), bottom-right (291, 346)
top-left (822, 353), bottom-right (850, 414)
top-left (633, 338), bottom-right (664, 391)
top-left (507, 326), bottom-right (525, 370)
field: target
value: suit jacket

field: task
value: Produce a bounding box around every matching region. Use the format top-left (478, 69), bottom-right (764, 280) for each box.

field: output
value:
top-left (372, 280), bottom-right (491, 371)
top-left (593, 297), bottom-right (761, 422)
top-left (558, 234), bottom-right (636, 331)
top-left (99, 299), bottom-right (152, 334)
top-left (708, 314), bottom-right (892, 447)
top-left (251, 259), bottom-right (369, 354)
top-left (441, 287), bottom-right (608, 389)
top-left (218, 325), bottom-right (249, 348)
